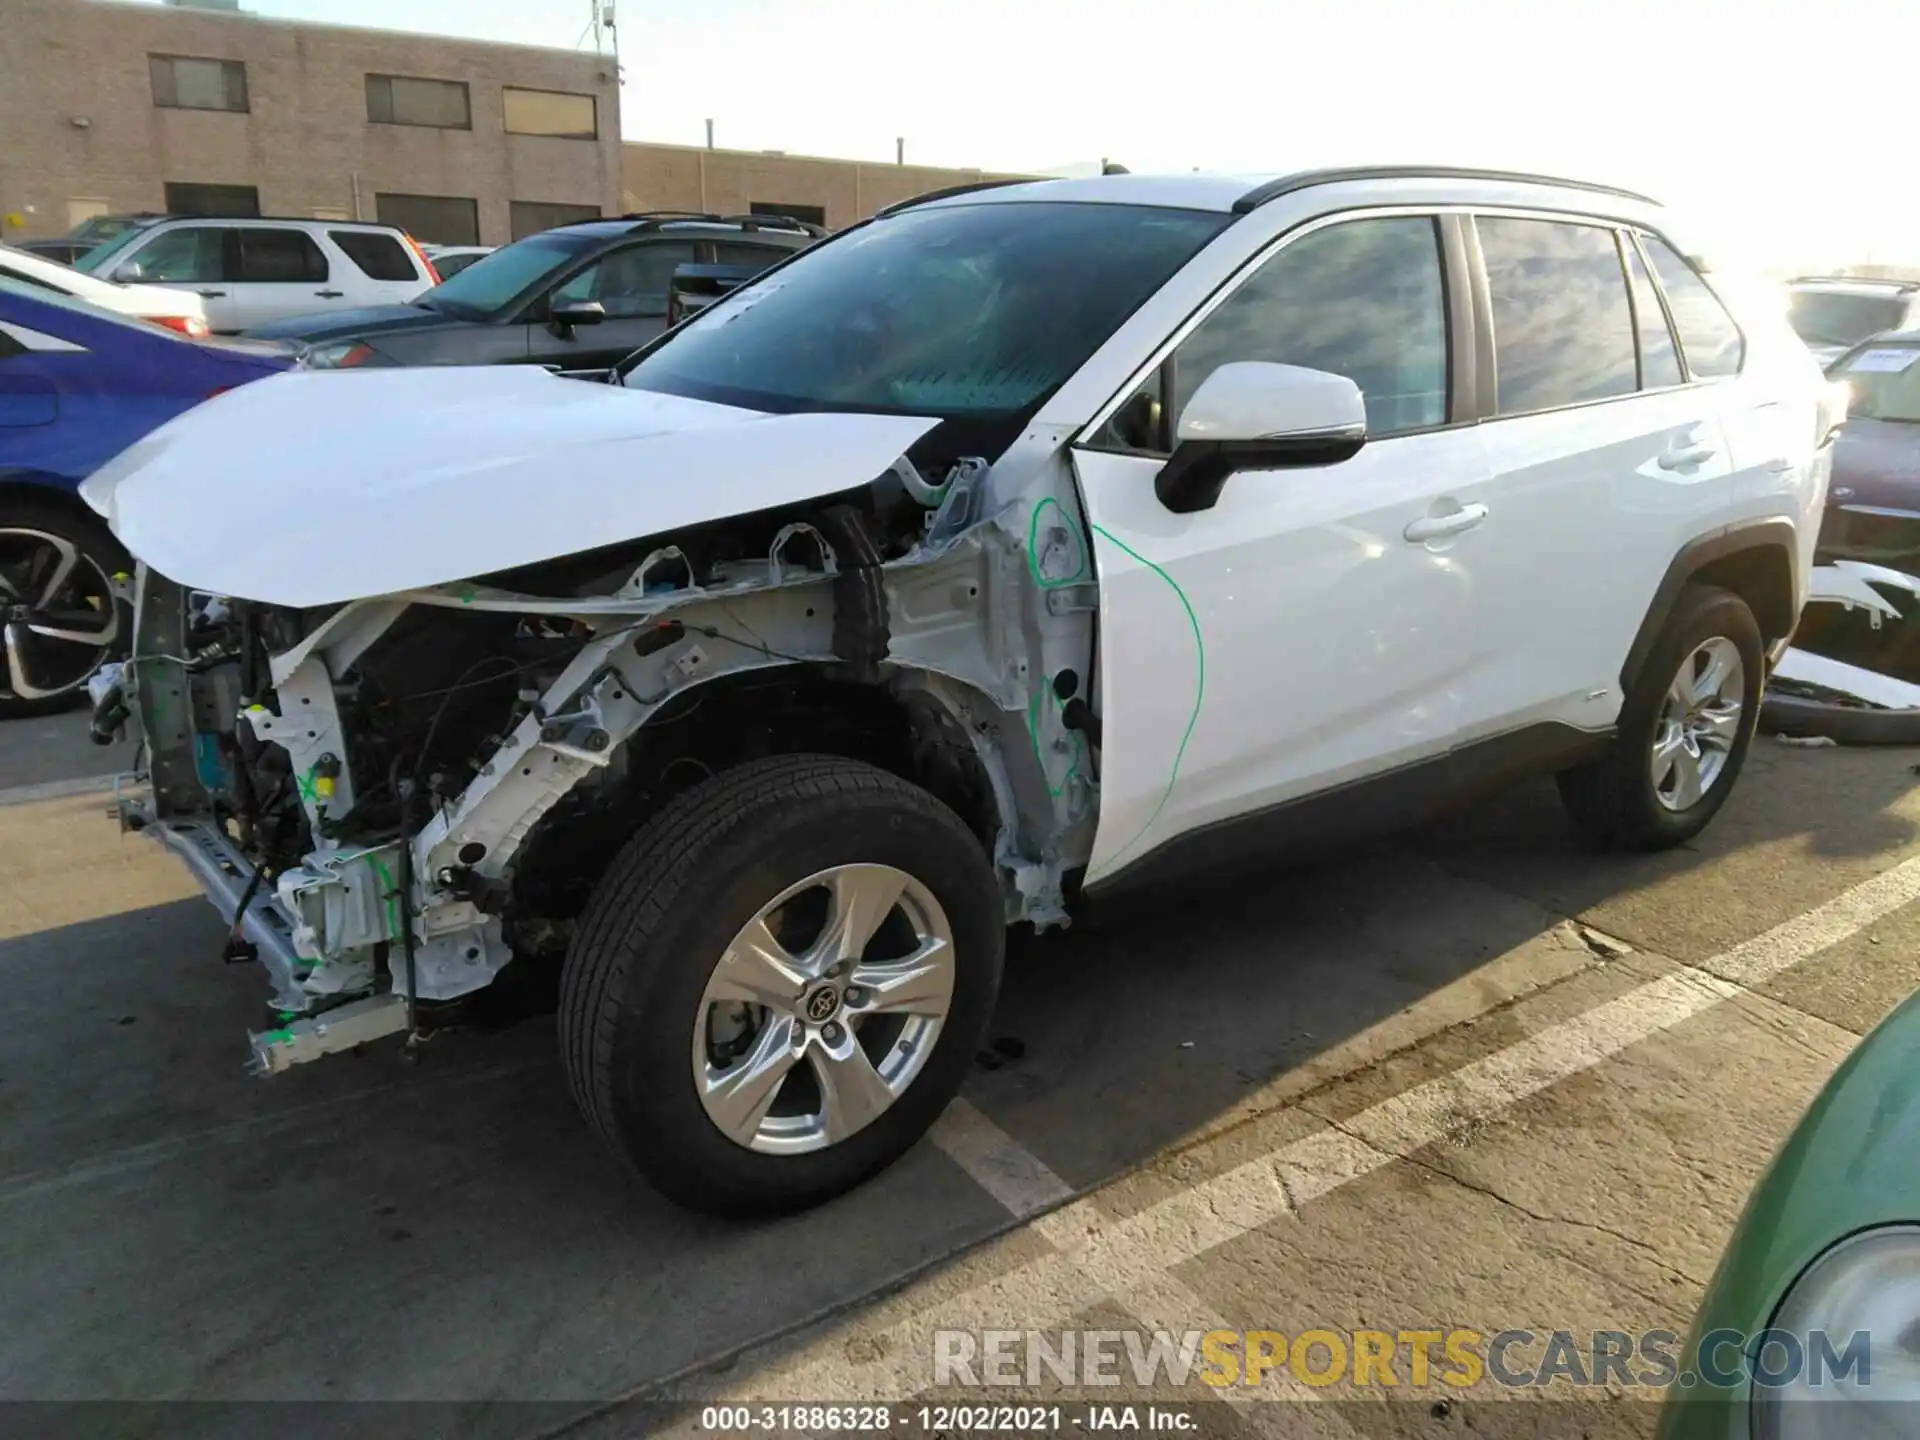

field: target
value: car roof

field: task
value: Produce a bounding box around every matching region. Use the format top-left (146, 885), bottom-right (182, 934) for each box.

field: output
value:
top-left (893, 165), bottom-right (1662, 217)
top-left (136, 215), bottom-right (408, 232)
top-left (553, 216), bottom-right (821, 243)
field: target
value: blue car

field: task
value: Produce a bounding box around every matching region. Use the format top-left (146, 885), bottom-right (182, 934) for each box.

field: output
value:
top-left (0, 277), bottom-right (291, 716)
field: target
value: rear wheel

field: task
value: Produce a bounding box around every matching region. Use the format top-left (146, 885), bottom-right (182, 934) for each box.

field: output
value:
top-left (1558, 584), bottom-right (1762, 850)
top-left (0, 498), bottom-right (128, 720)
top-left (559, 754), bottom-right (1004, 1216)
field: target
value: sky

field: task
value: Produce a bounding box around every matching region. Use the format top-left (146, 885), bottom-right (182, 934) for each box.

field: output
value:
top-left (139, 0), bottom-right (1919, 270)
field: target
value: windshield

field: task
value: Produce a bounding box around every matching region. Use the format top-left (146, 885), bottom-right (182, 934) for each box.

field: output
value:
top-left (419, 232), bottom-right (596, 318)
top-left (73, 224), bottom-right (160, 274)
top-left (621, 201), bottom-right (1230, 427)
top-left (1789, 290), bottom-right (1908, 348)
top-left (1836, 345), bottom-right (1920, 423)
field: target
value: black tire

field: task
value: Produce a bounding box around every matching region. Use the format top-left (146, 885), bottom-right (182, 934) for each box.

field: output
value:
top-left (1557, 584), bottom-right (1763, 850)
top-left (559, 754), bottom-right (1005, 1216)
top-left (0, 495), bottom-right (131, 721)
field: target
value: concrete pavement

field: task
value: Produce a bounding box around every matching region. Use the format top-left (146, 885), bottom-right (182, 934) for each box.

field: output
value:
top-left (1, 730), bottom-right (1917, 1439)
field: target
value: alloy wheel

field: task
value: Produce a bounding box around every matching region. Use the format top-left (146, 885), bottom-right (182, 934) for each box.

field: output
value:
top-left (690, 863), bottom-right (956, 1155)
top-left (0, 529), bottom-right (119, 703)
top-left (1651, 636), bottom-right (1745, 812)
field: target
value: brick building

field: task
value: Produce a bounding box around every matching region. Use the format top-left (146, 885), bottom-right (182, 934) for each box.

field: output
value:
top-left (0, 0), bottom-right (624, 246)
top-left (621, 142), bottom-right (1033, 233)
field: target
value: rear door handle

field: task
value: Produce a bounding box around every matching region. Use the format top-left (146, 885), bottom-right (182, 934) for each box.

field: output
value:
top-left (315, 289), bottom-right (345, 299)
top-left (1658, 442), bottom-right (1717, 471)
top-left (1404, 503), bottom-right (1489, 543)
top-left (197, 290), bottom-right (227, 298)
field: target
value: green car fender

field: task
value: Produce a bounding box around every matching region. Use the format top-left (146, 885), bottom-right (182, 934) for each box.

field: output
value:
top-left (1659, 986), bottom-right (1920, 1438)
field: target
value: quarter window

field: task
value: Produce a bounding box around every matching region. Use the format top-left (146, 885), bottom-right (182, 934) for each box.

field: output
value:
top-left (329, 230), bottom-right (417, 282)
top-left (235, 230), bottom-right (328, 283)
top-left (551, 241), bottom-right (698, 319)
top-left (1168, 215), bottom-right (1450, 437)
top-left (1479, 217), bottom-right (1636, 415)
top-left (1641, 236), bottom-right (1744, 379)
top-left (149, 55), bottom-right (248, 113)
top-left (1622, 239), bottom-right (1683, 389)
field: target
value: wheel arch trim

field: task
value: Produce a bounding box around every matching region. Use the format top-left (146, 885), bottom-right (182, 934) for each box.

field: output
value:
top-left (1620, 518), bottom-right (1800, 697)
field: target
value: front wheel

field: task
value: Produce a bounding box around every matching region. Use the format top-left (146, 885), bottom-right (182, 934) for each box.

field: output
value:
top-left (0, 497), bottom-right (129, 720)
top-left (559, 754), bottom-right (1005, 1216)
top-left (1558, 584), bottom-right (1763, 850)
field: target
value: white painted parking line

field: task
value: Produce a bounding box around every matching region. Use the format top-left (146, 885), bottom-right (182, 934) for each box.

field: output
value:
top-left (0, 773), bottom-right (121, 808)
top-left (930, 1099), bottom-right (1074, 1217)
top-left (701, 854), bottom-right (1920, 1404)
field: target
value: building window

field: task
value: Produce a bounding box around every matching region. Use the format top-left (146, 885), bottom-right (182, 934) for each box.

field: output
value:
top-left (510, 201), bottom-right (601, 240)
top-left (374, 193), bottom-right (480, 247)
top-left (503, 88), bottom-right (598, 139)
top-left (163, 182), bottom-right (261, 217)
top-left (150, 55), bottom-right (248, 113)
top-left (365, 74), bottom-right (472, 130)
top-left (749, 202), bottom-right (826, 228)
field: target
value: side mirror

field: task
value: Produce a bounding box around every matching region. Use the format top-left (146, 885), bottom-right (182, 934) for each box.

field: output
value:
top-left (1156, 361), bottom-right (1368, 514)
top-left (112, 261), bottom-right (145, 284)
top-left (550, 300), bottom-right (607, 333)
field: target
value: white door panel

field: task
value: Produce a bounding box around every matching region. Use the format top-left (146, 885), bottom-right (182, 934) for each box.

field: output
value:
top-left (1074, 426), bottom-right (1493, 883)
top-left (1472, 393), bottom-right (1733, 730)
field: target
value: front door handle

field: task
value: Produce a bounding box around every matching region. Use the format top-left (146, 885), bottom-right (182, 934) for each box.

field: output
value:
top-left (1658, 441), bottom-right (1717, 471)
top-left (315, 289), bottom-right (345, 299)
top-left (197, 290), bottom-right (227, 298)
top-left (1404, 503), bottom-right (1489, 543)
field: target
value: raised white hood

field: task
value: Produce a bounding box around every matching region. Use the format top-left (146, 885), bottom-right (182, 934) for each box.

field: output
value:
top-left (82, 366), bottom-right (939, 608)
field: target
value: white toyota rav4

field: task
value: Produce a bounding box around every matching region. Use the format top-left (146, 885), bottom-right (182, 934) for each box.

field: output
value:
top-left (85, 166), bottom-right (1837, 1215)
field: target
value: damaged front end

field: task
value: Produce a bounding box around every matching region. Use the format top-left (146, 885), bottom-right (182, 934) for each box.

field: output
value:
top-left (101, 400), bottom-right (1101, 1075)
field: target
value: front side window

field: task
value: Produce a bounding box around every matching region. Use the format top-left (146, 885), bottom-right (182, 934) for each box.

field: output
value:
top-left (1641, 236), bottom-right (1744, 378)
top-left (624, 201), bottom-right (1231, 433)
top-left (1168, 215), bottom-right (1449, 436)
top-left (150, 55), bottom-right (248, 113)
top-left (235, 229), bottom-right (328, 283)
top-left (366, 75), bottom-right (471, 129)
top-left (1832, 344), bottom-right (1920, 424)
top-left (551, 241), bottom-right (697, 319)
top-left (1479, 216), bottom-right (1636, 415)
top-left (120, 228), bottom-right (226, 284)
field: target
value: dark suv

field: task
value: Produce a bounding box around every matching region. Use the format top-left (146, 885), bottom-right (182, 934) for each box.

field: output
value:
top-left (244, 212), bottom-right (822, 372)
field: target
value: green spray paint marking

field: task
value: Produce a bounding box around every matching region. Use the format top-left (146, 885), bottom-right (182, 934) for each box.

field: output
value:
top-left (1026, 495), bottom-right (1089, 589)
top-left (369, 853), bottom-right (403, 945)
top-left (1090, 524), bottom-right (1205, 868)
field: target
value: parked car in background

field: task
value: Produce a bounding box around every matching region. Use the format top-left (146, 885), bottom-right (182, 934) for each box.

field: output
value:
top-left (73, 216), bottom-right (438, 333)
top-left (1817, 331), bottom-right (1920, 567)
top-left (91, 167), bottom-right (1831, 1215)
top-left (1657, 985), bottom-right (1920, 1439)
top-left (423, 245), bottom-right (494, 280)
top-left (1786, 276), bottom-right (1920, 365)
top-left (0, 243), bottom-right (209, 338)
top-left (0, 277), bottom-right (291, 716)
top-left (242, 212), bottom-right (820, 371)
top-left (14, 212), bottom-right (163, 268)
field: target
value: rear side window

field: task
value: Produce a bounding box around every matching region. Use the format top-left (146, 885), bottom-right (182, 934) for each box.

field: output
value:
top-left (1641, 235), bottom-right (1744, 378)
top-left (236, 229), bottom-right (328, 283)
top-left (329, 230), bottom-right (418, 282)
top-left (1478, 216), bottom-right (1636, 415)
top-left (1169, 215), bottom-right (1450, 436)
top-left (1622, 239), bottom-right (1683, 389)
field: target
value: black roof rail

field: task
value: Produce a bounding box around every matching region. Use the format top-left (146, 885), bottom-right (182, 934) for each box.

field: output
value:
top-left (709, 212), bottom-right (828, 237)
top-left (1230, 165), bottom-right (1660, 215)
top-left (875, 177), bottom-right (1040, 218)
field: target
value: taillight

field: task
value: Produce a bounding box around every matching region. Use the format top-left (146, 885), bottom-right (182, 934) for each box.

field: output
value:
top-left (149, 314), bottom-right (211, 339)
top-left (403, 233), bottom-right (442, 285)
